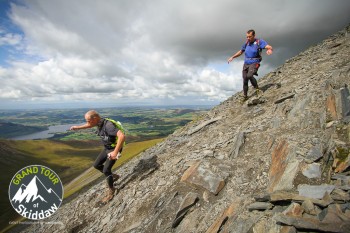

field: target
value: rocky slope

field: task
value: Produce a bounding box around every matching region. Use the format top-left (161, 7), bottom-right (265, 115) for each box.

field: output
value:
top-left (19, 25), bottom-right (350, 233)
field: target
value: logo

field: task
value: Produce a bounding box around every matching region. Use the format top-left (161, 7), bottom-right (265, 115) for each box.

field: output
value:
top-left (8, 165), bottom-right (63, 220)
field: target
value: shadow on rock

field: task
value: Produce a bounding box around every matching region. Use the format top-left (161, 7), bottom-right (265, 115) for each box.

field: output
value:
top-left (115, 154), bottom-right (160, 191)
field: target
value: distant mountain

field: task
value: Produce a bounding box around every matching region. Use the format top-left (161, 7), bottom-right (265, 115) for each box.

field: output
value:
top-left (174, 109), bottom-right (196, 115)
top-left (0, 122), bottom-right (46, 138)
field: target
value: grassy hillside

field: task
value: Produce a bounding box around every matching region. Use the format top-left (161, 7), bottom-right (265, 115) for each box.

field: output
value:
top-left (0, 138), bottom-right (163, 232)
top-left (0, 139), bottom-right (100, 230)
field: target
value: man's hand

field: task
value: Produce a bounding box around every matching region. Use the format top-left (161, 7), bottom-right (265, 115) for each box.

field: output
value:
top-left (265, 45), bottom-right (273, 55)
top-left (69, 123), bottom-right (92, 131)
top-left (108, 151), bottom-right (120, 160)
top-left (70, 126), bottom-right (78, 130)
top-left (227, 56), bottom-right (234, 64)
top-left (228, 50), bottom-right (243, 63)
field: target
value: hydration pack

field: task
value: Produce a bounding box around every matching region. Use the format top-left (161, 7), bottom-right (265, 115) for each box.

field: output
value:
top-left (99, 118), bottom-right (126, 148)
top-left (105, 118), bottom-right (125, 134)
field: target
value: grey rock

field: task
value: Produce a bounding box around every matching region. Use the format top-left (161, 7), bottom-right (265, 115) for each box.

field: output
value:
top-left (340, 87), bottom-right (350, 118)
top-left (298, 184), bottom-right (336, 199)
top-left (271, 158), bottom-right (300, 192)
top-left (274, 214), bottom-right (350, 233)
top-left (247, 202), bottom-right (273, 211)
top-left (274, 93), bottom-right (295, 104)
top-left (302, 163), bottom-right (321, 178)
top-left (270, 190), bottom-right (333, 208)
top-left (122, 221), bottom-right (142, 233)
top-left (271, 117), bottom-right (281, 128)
top-left (187, 117), bottom-right (222, 135)
top-left (229, 129), bottom-right (245, 159)
top-left (279, 226), bottom-right (297, 233)
top-left (247, 96), bottom-right (267, 106)
top-left (305, 144), bottom-right (323, 162)
top-left (254, 194), bottom-right (271, 202)
top-left (226, 215), bottom-right (263, 233)
top-left (203, 149), bottom-right (214, 157)
top-left (332, 174), bottom-right (350, 185)
top-left (203, 191), bottom-right (210, 202)
top-left (181, 161), bottom-right (226, 195)
top-left (318, 204), bottom-right (350, 227)
top-left (282, 202), bottom-right (304, 217)
top-left (301, 199), bottom-right (318, 215)
top-left (172, 192), bottom-right (199, 228)
top-left (331, 188), bottom-right (350, 202)
top-left (215, 153), bottom-right (225, 160)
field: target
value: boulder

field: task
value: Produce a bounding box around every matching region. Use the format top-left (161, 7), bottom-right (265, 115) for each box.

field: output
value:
top-left (181, 161), bottom-right (226, 195)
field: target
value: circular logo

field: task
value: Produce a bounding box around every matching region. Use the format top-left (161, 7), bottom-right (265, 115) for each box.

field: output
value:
top-left (8, 165), bottom-right (63, 220)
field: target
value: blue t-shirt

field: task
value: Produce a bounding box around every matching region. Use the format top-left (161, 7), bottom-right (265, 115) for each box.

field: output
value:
top-left (241, 38), bottom-right (268, 64)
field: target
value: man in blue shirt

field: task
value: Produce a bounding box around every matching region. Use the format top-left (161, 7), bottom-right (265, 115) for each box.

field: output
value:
top-left (228, 29), bottom-right (273, 101)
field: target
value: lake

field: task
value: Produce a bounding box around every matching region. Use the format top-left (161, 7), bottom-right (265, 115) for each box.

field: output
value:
top-left (12, 124), bottom-right (79, 140)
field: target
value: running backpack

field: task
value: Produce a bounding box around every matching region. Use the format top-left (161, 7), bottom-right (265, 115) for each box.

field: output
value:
top-left (105, 118), bottom-right (126, 147)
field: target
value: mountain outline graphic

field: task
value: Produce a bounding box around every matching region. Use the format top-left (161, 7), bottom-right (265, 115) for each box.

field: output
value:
top-left (11, 175), bottom-right (62, 204)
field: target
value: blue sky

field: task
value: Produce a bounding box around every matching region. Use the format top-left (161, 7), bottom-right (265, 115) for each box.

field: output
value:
top-left (0, 0), bottom-right (349, 109)
top-left (0, 0), bottom-right (17, 67)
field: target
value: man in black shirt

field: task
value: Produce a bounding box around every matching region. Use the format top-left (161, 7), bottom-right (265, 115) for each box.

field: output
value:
top-left (70, 110), bottom-right (125, 203)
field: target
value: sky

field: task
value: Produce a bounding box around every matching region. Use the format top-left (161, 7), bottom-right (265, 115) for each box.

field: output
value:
top-left (0, 0), bottom-right (349, 109)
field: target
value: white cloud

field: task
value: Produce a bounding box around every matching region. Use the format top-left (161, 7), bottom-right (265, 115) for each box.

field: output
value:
top-left (0, 32), bottom-right (22, 46)
top-left (0, 0), bottom-right (349, 108)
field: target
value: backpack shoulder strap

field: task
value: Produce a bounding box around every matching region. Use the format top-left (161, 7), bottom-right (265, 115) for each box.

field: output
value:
top-left (245, 39), bottom-right (260, 47)
top-left (245, 39), bottom-right (249, 47)
top-left (256, 39), bottom-right (262, 60)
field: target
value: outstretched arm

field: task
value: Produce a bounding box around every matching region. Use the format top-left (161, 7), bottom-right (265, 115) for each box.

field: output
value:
top-left (70, 123), bottom-right (93, 131)
top-left (228, 50), bottom-right (243, 63)
top-left (265, 45), bottom-right (273, 55)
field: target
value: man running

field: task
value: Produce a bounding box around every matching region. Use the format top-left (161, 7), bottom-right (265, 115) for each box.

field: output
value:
top-left (228, 29), bottom-right (273, 102)
top-left (70, 110), bottom-right (125, 203)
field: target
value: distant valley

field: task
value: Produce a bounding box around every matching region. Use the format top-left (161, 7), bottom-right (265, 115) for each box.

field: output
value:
top-left (0, 106), bottom-right (210, 141)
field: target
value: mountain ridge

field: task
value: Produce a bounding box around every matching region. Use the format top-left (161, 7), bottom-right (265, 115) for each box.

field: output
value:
top-left (15, 24), bottom-right (350, 233)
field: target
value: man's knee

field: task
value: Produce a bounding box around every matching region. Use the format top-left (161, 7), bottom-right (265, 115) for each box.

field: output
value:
top-left (94, 164), bottom-right (103, 171)
top-left (103, 169), bottom-right (112, 177)
top-left (243, 78), bottom-right (249, 85)
top-left (246, 71), bottom-right (255, 79)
